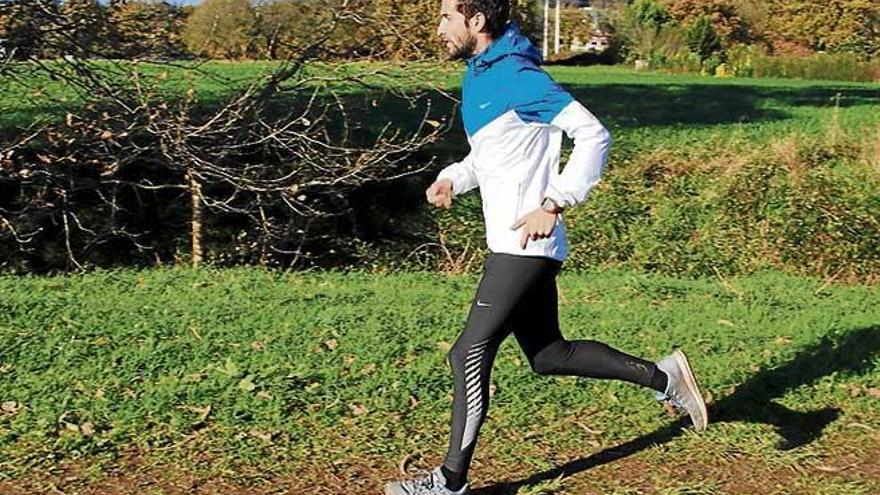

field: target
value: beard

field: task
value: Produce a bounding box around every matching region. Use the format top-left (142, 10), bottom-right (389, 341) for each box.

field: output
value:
top-left (447, 33), bottom-right (477, 60)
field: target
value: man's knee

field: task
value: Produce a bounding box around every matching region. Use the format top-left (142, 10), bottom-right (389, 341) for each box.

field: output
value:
top-left (448, 338), bottom-right (478, 370)
top-left (531, 340), bottom-right (571, 375)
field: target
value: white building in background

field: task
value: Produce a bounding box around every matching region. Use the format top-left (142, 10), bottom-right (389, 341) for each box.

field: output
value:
top-left (570, 33), bottom-right (611, 53)
top-left (543, 2), bottom-right (612, 57)
top-left (570, 7), bottom-right (611, 54)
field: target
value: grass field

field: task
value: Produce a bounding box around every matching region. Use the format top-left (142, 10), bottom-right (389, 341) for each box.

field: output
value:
top-left (3, 62), bottom-right (879, 150)
top-left (0, 267), bottom-right (878, 494)
top-left (1, 61), bottom-right (878, 493)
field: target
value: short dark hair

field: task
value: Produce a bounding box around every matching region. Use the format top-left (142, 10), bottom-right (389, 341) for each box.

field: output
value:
top-left (456, 0), bottom-right (510, 39)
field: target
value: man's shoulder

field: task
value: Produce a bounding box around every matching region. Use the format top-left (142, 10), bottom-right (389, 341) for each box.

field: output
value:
top-left (499, 58), bottom-right (566, 102)
top-left (492, 55), bottom-right (543, 78)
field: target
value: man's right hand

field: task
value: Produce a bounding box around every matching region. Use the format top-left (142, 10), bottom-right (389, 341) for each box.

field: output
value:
top-left (426, 179), bottom-right (454, 209)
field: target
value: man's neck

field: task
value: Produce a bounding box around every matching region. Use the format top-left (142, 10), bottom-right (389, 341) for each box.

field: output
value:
top-left (471, 34), bottom-right (494, 58)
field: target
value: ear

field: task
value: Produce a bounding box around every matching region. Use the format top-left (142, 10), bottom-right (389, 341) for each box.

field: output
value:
top-left (468, 11), bottom-right (487, 33)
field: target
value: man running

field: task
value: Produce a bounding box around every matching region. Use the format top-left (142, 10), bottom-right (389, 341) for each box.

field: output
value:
top-left (385, 1), bottom-right (707, 494)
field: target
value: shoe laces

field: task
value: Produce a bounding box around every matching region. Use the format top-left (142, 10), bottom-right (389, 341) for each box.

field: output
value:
top-left (656, 388), bottom-right (684, 410)
top-left (667, 390), bottom-right (685, 409)
top-left (402, 469), bottom-right (442, 494)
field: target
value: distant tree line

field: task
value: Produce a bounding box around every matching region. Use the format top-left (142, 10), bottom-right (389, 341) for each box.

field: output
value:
top-left (2, 0), bottom-right (873, 62)
top-left (0, 0), bottom-right (541, 61)
top-left (658, 0), bottom-right (878, 57)
top-left (0, 0), bottom-right (188, 60)
top-left (589, 0), bottom-right (878, 77)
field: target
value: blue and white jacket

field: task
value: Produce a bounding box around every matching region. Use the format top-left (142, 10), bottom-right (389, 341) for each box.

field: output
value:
top-left (436, 22), bottom-right (612, 262)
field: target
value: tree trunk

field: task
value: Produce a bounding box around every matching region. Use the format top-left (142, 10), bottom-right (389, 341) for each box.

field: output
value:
top-left (188, 170), bottom-right (203, 267)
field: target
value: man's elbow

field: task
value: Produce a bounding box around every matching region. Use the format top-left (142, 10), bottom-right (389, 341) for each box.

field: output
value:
top-left (599, 125), bottom-right (612, 149)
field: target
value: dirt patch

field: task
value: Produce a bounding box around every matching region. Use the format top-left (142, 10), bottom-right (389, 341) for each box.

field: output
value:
top-left (2, 434), bottom-right (878, 495)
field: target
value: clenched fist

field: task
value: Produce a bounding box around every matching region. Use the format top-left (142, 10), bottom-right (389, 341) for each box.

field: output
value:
top-left (426, 179), bottom-right (454, 209)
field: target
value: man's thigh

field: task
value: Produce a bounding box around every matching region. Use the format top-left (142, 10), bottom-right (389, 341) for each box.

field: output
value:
top-left (456, 254), bottom-right (557, 348)
top-left (511, 262), bottom-right (564, 365)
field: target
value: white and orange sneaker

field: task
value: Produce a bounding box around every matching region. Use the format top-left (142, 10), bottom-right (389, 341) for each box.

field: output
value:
top-left (384, 466), bottom-right (469, 495)
top-left (655, 349), bottom-right (709, 431)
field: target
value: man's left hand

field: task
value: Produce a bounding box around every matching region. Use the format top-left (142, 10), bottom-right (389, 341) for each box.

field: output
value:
top-left (511, 208), bottom-right (558, 249)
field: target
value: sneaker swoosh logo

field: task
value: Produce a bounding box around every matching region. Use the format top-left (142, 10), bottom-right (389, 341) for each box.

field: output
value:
top-left (478, 102), bottom-right (491, 109)
top-left (476, 300), bottom-right (491, 307)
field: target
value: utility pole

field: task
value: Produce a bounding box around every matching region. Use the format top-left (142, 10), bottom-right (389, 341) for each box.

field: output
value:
top-left (554, 0), bottom-right (561, 55)
top-left (543, 0), bottom-right (550, 58)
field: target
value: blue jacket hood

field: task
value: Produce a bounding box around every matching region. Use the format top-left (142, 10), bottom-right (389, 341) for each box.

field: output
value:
top-left (467, 22), bottom-right (543, 72)
top-left (459, 21), bottom-right (572, 138)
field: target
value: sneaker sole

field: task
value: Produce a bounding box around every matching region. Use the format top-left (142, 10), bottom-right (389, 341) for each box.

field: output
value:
top-left (385, 483), bottom-right (407, 495)
top-left (384, 481), bottom-right (469, 495)
top-left (672, 349), bottom-right (708, 431)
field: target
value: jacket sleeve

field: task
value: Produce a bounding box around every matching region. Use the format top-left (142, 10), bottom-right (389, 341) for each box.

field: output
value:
top-left (544, 101), bottom-right (612, 209)
top-left (511, 64), bottom-right (611, 209)
top-left (436, 148), bottom-right (479, 196)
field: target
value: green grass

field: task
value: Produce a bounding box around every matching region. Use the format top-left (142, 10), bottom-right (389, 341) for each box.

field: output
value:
top-left (540, 66), bottom-right (880, 159)
top-left (0, 60), bottom-right (449, 132)
top-left (3, 62), bottom-right (879, 153)
top-left (0, 267), bottom-right (878, 493)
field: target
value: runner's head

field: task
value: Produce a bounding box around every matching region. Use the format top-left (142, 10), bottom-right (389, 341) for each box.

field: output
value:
top-left (437, 0), bottom-right (510, 60)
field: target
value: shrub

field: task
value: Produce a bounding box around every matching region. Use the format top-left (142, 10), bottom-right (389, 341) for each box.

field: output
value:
top-left (750, 52), bottom-right (880, 82)
top-left (685, 15), bottom-right (724, 63)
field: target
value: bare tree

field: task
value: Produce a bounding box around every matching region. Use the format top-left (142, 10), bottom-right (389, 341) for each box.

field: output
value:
top-left (0, 0), bottom-right (453, 271)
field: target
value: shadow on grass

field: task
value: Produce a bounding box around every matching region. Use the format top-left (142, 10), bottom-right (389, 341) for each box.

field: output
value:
top-left (473, 325), bottom-right (880, 494)
top-left (565, 84), bottom-right (879, 130)
top-left (363, 80), bottom-right (880, 188)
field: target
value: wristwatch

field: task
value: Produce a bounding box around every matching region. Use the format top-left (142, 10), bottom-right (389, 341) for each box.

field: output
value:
top-left (541, 197), bottom-right (562, 214)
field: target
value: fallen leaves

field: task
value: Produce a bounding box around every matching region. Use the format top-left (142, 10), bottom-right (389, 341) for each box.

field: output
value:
top-left (398, 452), bottom-right (421, 476)
top-left (249, 429), bottom-right (273, 442)
top-left (238, 375), bottom-right (257, 392)
top-left (80, 422), bottom-right (95, 437)
top-left (1, 401), bottom-right (19, 415)
top-left (349, 403), bottom-right (368, 416)
top-left (178, 404), bottom-right (212, 428)
top-left (57, 412), bottom-right (97, 437)
top-left (574, 421), bottom-right (603, 436)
